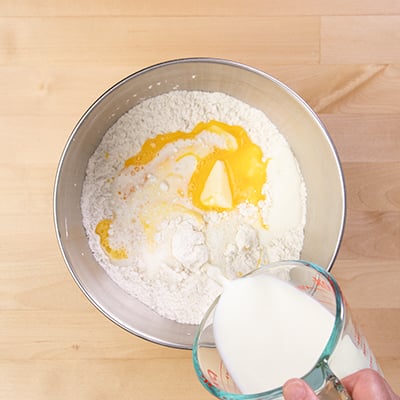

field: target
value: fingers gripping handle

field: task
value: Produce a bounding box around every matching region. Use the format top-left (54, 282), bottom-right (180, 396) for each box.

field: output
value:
top-left (317, 375), bottom-right (351, 400)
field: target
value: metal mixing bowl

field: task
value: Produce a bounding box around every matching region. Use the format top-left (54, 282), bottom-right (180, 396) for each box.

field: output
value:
top-left (54, 58), bottom-right (346, 349)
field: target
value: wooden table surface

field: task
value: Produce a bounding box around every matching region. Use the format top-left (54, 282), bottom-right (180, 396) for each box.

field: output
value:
top-left (1, 1), bottom-right (399, 398)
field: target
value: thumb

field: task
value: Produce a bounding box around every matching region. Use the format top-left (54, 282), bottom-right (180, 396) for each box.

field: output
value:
top-left (283, 378), bottom-right (319, 400)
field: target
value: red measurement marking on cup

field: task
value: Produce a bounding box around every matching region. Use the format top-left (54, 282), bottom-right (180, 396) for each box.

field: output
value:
top-left (296, 276), bottom-right (333, 293)
top-left (296, 276), bottom-right (334, 307)
top-left (206, 369), bottom-right (220, 388)
top-left (355, 330), bottom-right (362, 347)
top-left (312, 275), bottom-right (333, 293)
top-left (369, 353), bottom-right (374, 369)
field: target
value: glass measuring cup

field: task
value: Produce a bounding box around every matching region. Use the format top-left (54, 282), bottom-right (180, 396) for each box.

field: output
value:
top-left (192, 260), bottom-right (382, 400)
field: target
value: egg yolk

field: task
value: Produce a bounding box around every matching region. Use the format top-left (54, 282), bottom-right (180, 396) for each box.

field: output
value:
top-left (95, 219), bottom-right (127, 259)
top-left (125, 120), bottom-right (268, 211)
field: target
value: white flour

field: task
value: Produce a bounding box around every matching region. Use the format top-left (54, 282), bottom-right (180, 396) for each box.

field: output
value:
top-left (81, 90), bottom-right (307, 324)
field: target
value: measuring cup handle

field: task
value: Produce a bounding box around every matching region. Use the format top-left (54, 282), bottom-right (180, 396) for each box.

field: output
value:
top-left (317, 374), bottom-right (352, 400)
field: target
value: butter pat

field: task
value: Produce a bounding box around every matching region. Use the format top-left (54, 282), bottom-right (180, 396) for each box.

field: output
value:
top-left (200, 160), bottom-right (232, 209)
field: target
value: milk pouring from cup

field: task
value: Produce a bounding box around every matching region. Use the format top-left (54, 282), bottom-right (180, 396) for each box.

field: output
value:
top-left (192, 261), bottom-right (382, 400)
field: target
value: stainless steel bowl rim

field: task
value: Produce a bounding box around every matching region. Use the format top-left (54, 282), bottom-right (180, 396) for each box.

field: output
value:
top-left (53, 57), bottom-right (346, 348)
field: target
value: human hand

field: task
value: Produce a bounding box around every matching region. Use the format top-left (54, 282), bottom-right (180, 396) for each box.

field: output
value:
top-left (283, 369), bottom-right (399, 400)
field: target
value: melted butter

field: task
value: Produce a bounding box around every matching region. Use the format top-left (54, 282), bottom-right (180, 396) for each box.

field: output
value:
top-left (125, 120), bottom-right (268, 212)
top-left (125, 121), bottom-right (235, 167)
top-left (95, 219), bottom-right (128, 259)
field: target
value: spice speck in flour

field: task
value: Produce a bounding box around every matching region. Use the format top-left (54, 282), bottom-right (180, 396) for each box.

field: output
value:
top-left (81, 90), bottom-right (307, 324)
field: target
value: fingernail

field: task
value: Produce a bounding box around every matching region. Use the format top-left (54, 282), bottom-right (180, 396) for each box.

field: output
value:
top-left (283, 379), bottom-right (307, 400)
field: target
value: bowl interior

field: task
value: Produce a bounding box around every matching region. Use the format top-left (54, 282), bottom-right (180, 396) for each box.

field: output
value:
top-left (54, 58), bottom-right (345, 348)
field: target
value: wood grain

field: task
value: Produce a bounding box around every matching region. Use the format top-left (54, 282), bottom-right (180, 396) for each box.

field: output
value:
top-left (1, 1), bottom-right (399, 398)
top-left (321, 114), bottom-right (400, 162)
top-left (2, 0), bottom-right (400, 16)
top-left (321, 16), bottom-right (400, 64)
top-left (0, 17), bottom-right (319, 67)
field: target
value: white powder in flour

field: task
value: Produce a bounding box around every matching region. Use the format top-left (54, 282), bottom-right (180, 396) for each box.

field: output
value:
top-left (81, 90), bottom-right (307, 324)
